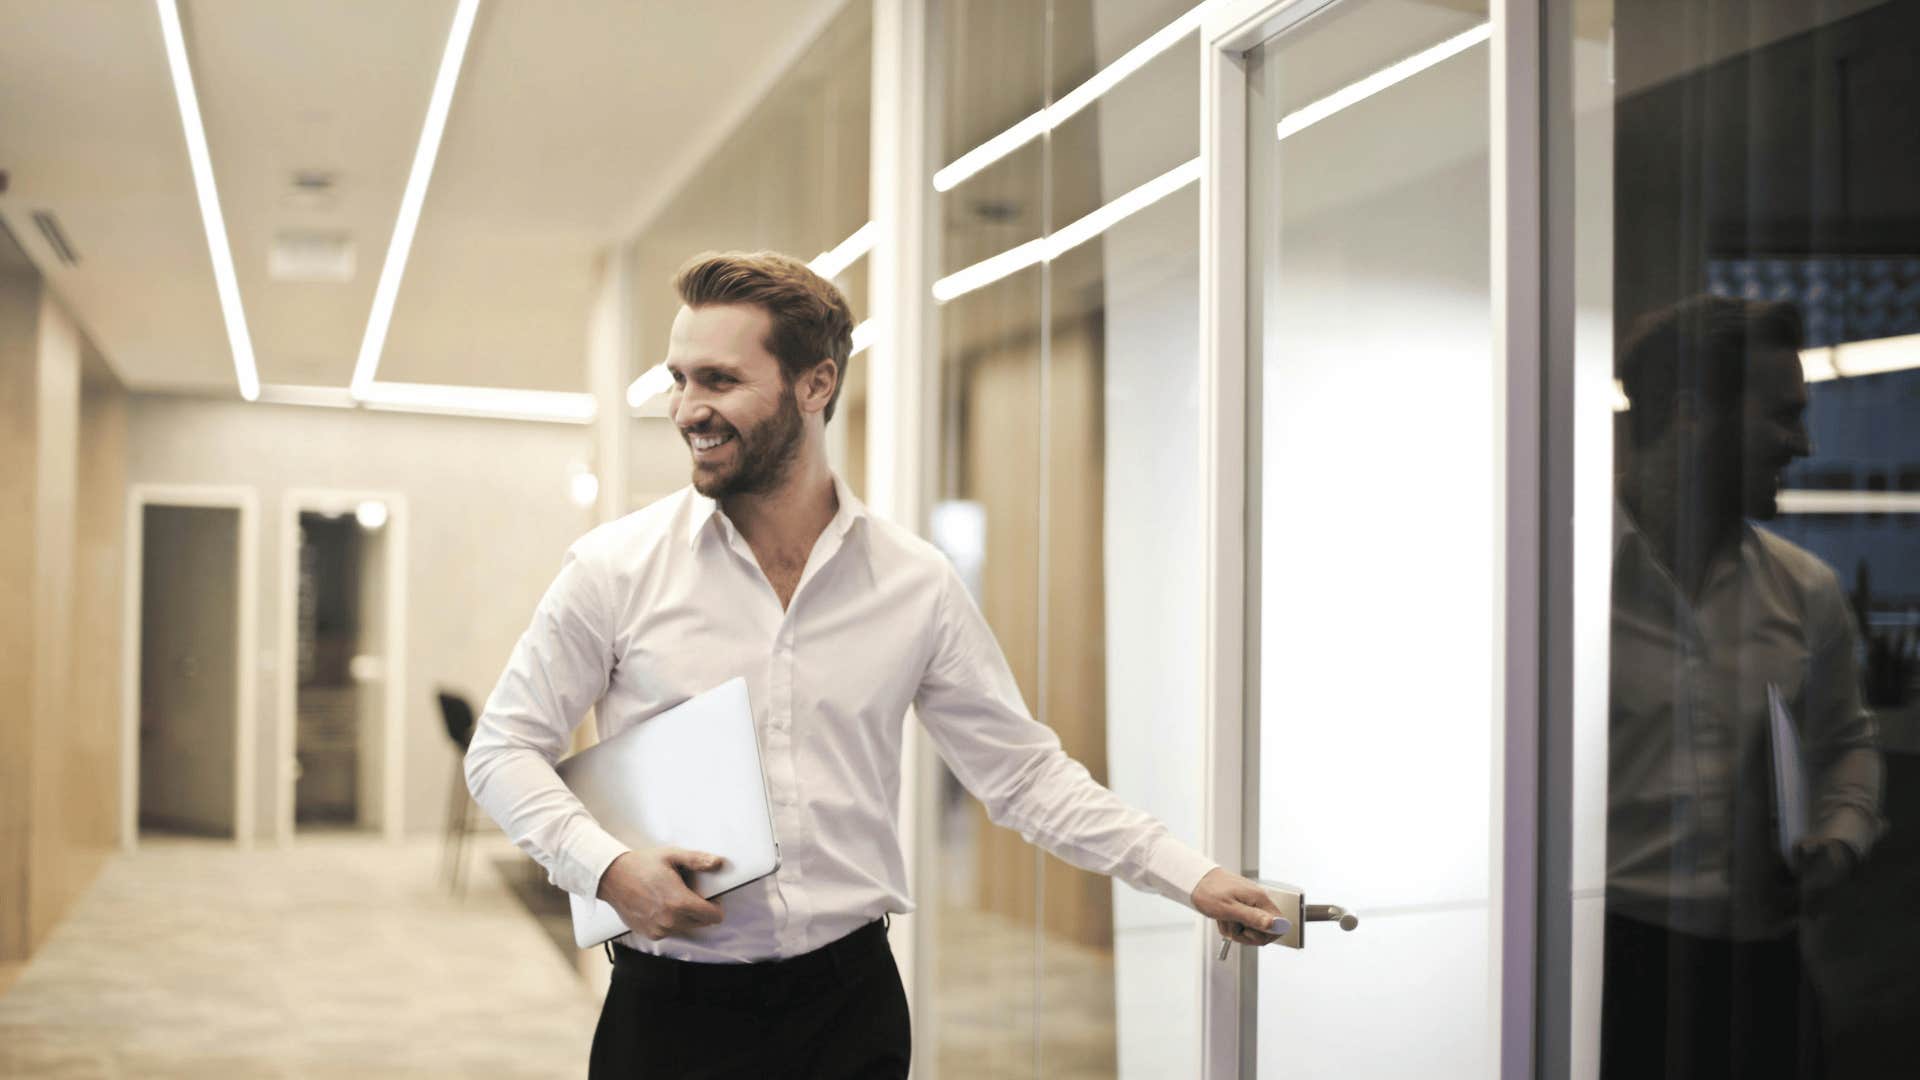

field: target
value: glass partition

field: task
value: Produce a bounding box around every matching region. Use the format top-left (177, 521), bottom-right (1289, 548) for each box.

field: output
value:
top-left (1557, 1), bottom-right (1920, 1076)
top-left (930, 1), bottom-right (1206, 1075)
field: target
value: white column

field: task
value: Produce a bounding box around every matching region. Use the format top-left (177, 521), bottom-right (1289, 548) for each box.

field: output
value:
top-left (587, 247), bottom-right (634, 525)
top-left (870, 0), bottom-right (936, 1068)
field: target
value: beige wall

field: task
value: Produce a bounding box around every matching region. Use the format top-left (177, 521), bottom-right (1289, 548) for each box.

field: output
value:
top-left (1, 274), bottom-right (122, 962)
top-left (0, 271), bottom-right (42, 961)
top-left (124, 395), bottom-right (598, 837)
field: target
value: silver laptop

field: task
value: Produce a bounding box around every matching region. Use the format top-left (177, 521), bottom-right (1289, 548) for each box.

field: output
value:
top-left (555, 677), bottom-right (780, 949)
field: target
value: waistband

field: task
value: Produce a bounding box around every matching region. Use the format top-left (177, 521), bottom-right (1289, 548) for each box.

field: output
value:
top-left (608, 918), bottom-right (892, 1004)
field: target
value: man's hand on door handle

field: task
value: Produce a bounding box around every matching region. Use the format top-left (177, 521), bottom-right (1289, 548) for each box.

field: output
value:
top-left (1192, 867), bottom-right (1287, 947)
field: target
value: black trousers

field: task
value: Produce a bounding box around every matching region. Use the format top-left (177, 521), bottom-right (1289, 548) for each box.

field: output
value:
top-left (590, 919), bottom-right (910, 1079)
top-left (1600, 911), bottom-right (1822, 1080)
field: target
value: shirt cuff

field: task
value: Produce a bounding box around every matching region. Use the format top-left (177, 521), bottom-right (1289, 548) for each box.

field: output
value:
top-left (557, 823), bottom-right (632, 901)
top-left (1814, 805), bottom-right (1881, 859)
top-left (1139, 835), bottom-right (1221, 909)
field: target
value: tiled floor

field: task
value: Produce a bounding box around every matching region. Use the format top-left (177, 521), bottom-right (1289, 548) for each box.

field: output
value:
top-left (0, 835), bottom-right (601, 1079)
top-left (932, 906), bottom-right (1119, 1080)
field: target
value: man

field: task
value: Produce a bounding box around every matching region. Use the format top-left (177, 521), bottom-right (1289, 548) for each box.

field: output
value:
top-left (466, 251), bottom-right (1285, 1077)
top-left (1604, 296), bottom-right (1884, 1080)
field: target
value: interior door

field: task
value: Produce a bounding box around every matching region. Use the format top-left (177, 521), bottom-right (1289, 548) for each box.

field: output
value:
top-left (1239, 1), bottom-right (1500, 1075)
top-left (138, 504), bottom-right (241, 837)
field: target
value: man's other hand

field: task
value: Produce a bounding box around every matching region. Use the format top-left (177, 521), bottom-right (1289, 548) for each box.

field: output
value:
top-left (1191, 867), bottom-right (1286, 946)
top-left (1794, 837), bottom-right (1857, 895)
top-left (596, 848), bottom-right (727, 940)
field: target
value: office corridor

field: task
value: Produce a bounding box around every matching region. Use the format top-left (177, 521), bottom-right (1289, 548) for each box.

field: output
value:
top-left (0, 836), bottom-right (597, 1078)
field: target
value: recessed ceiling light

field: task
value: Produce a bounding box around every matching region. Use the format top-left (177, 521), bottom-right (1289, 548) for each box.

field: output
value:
top-left (154, 0), bottom-right (260, 401)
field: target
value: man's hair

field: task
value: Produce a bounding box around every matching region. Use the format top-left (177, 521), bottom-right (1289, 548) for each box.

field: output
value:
top-left (673, 250), bottom-right (855, 423)
top-left (1617, 295), bottom-right (1804, 445)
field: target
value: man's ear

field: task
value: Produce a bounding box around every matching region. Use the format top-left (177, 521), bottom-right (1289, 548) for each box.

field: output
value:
top-left (798, 358), bottom-right (839, 416)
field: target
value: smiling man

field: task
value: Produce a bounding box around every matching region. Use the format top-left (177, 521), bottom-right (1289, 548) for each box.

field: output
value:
top-left (466, 251), bottom-right (1285, 1078)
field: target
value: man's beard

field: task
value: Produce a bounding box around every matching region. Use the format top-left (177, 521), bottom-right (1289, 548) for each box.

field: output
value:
top-left (690, 384), bottom-right (805, 499)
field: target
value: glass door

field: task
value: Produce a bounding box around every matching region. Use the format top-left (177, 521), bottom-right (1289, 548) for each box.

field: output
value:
top-left (1238, 1), bottom-right (1500, 1075)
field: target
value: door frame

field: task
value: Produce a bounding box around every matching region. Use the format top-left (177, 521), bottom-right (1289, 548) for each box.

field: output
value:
top-left (1194, 1), bottom-right (1544, 1076)
top-left (120, 483), bottom-right (261, 851)
top-left (276, 489), bottom-right (409, 844)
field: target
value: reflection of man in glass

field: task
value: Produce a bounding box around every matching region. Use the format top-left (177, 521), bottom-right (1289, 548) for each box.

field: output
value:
top-left (1605, 296), bottom-right (1884, 1079)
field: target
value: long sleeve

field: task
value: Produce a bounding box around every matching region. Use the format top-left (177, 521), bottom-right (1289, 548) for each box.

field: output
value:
top-left (1804, 575), bottom-right (1885, 858)
top-left (465, 541), bottom-right (630, 900)
top-left (913, 565), bottom-right (1217, 908)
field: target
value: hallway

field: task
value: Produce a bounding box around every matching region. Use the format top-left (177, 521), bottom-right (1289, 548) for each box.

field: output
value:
top-left (0, 836), bottom-right (598, 1078)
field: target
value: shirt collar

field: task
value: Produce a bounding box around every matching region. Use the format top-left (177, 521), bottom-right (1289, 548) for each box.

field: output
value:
top-left (1613, 497), bottom-right (1764, 571)
top-left (685, 472), bottom-right (872, 566)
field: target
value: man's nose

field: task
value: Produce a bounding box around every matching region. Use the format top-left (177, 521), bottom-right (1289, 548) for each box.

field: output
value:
top-left (670, 389), bottom-right (709, 426)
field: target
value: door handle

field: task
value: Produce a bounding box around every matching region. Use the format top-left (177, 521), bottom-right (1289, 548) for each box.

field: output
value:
top-left (1254, 879), bottom-right (1359, 950)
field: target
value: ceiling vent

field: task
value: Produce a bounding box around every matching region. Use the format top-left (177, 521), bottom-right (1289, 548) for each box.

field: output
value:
top-left (284, 169), bottom-right (340, 212)
top-left (269, 230), bottom-right (356, 283)
top-left (31, 210), bottom-right (78, 266)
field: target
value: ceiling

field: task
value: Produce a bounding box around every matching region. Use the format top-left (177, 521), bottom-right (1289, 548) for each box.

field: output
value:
top-left (0, 0), bottom-right (845, 396)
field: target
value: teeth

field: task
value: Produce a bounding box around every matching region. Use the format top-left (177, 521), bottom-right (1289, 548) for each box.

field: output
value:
top-left (691, 433), bottom-right (731, 451)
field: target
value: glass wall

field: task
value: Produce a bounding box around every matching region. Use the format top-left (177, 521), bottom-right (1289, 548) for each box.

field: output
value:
top-left (622, 1), bottom-right (872, 508)
top-left (929, 1), bottom-right (1204, 1076)
top-left (1559, 1), bottom-right (1920, 1076)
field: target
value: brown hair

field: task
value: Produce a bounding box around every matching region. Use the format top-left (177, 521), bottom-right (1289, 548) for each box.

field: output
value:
top-left (673, 250), bottom-right (855, 423)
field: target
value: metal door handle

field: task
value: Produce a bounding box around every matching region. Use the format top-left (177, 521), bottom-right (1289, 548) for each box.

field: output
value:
top-left (1252, 879), bottom-right (1360, 950)
top-left (1306, 903), bottom-right (1359, 931)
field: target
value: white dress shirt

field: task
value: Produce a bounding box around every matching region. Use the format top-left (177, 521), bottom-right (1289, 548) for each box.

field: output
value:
top-left (466, 474), bottom-right (1217, 962)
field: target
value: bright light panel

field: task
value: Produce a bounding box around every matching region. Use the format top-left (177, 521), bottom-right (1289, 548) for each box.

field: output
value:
top-left (932, 0), bottom-right (1220, 192)
top-left (350, 0), bottom-right (481, 396)
top-left (1275, 23), bottom-right (1491, 143)
top-left (155, 0), bottom-right (260, 401)
top-left (354, 500), bottom-right (390, 530)
top-left (625, 363), bottom-right (675, 409)
top-left (932, 157), bottom-right (1199, 304)
top-left (809, 222), bottom-right (876, 281)
top-left (257, 384), bottom-right (357, 409)
top-left (357, 381), bottom-right (595, 424)
top-left (1778, 490), bottom-right (1920, 515)
top-left (1610, 333), bottom-right (1920, 412)
top-left (850, 318), bottom-right (876, 358)
top-left (1802, 332), bottom-right (1920, 382)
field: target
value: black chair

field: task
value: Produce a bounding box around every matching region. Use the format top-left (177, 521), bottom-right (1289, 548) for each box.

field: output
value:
top-left (437, 690), bottom-right (479, 896)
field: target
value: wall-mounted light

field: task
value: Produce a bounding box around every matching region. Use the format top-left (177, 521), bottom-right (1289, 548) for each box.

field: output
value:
top-left (568, 465), bottom-right (600, 509)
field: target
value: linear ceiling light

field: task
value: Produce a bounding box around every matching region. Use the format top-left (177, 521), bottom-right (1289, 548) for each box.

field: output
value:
top-left (625, 363), bottom-right (674, 409)
top-left (1799, 332), bottom-right (1920, 382)
top-left (932, 0), bottom-right (1220, 192)
top-left (155, 0), bottom-right (259, 401)
top-left (1275, 22), bottom-right (1491, 143)
top-left (357, 380), bottom-right (595, 424)
top-left (850, 318), bottom-right (876, 358)
top-left (1611, 333), bottom-right (1920, 412)
top-left (1778, 490), bottom-right (1920, 515)
top-left (350, 0), bottom-right (481, 397)
top-left (257, 384), bottom-right (357, 409)
top-left (932, 156), bottom-right (1200, 303)
top-left (809, 222), bottom-right (876, 281)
